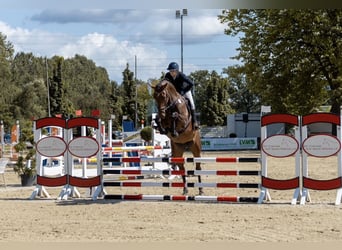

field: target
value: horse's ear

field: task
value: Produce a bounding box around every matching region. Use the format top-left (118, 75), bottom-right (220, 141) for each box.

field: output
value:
top-left (157, 80), bottom-right (168, 91)
top-left (160, 79), bottom-right (168, 87)
top-left (148, 83), bottom-right (155, 89)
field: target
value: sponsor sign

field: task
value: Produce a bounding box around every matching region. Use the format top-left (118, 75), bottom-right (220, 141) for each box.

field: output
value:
top-left (36, 136), bottom-right (67, 157)
top-left (68, 136), bottom-right (99, 158)
top-left (303, 134), bottom-right (340, 157)
top-left (201, 138), bottom-right (258, 151)
top-left (261, 135), bottom-right (299, 158)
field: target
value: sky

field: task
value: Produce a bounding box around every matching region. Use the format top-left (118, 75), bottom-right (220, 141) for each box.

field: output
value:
top-left (0, 1), bottom-right (244, 83)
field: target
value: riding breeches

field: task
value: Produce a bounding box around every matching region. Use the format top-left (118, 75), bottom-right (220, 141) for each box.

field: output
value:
top-left (183, 91), bottom-right (195, 110)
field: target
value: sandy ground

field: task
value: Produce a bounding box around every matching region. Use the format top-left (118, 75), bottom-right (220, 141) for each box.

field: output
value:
top-left (1, 150), bottom-right (342, 247)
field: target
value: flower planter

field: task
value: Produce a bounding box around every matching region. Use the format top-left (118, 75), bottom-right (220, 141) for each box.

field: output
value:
top-left (20, 174), bottom-right (36, 186)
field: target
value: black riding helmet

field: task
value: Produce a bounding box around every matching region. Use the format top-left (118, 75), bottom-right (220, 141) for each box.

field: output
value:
top-left (167, 62), bottom-right (179, 71)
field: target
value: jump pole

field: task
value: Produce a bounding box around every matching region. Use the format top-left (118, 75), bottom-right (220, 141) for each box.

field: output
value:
top-left (102, 157), bottom-right (261, 203)
top-left (102, 157), bottom-right (260, 164)
top-left (104, 194), bottom-right (259, 203)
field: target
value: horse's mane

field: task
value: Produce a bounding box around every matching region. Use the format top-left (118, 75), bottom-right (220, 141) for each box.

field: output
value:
top-left (155, 79), bottom-right (179, 97)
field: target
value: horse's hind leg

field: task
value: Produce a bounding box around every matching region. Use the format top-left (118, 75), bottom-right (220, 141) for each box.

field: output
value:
top-left (191, 134), bottom-right (203, 195)
top-left (172, 143), bottom-right (188, 195)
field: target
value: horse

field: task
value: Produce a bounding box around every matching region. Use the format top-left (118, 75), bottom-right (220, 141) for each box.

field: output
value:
top-left (151, 79), bottom-right (203, 195)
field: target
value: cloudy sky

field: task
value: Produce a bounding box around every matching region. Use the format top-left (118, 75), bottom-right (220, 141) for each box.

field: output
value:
top-left (0, 1), bottom-right (243, 83)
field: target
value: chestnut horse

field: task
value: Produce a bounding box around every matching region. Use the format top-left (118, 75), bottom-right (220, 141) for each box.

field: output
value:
top-left (152, 79), bottom-right (203, 195)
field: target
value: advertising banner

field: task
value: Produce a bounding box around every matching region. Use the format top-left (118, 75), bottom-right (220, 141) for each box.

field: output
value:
top-left (201, 137), bottom-right (258, 151)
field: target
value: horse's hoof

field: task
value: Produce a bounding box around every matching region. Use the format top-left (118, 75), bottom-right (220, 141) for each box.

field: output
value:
top-left (199, 189), bottom-right (204, 196)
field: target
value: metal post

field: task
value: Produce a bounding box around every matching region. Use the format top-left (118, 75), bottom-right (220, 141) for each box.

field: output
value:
top-left (46, 58), bottom-right (51, 117)
top-left (176, 9), bottom-right (187, 72)
top-left (180, 14), bottom-right (184, 72)
top-left (135, 55), bottom-right (138, 130)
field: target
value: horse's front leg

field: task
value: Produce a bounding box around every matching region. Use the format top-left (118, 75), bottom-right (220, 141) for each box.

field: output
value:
top-left (178, 163), bottom-right (188, 195)
top-left (171, 112), bottom-right (179, 137)
top-left (196, 162), bottom-right (204, 195)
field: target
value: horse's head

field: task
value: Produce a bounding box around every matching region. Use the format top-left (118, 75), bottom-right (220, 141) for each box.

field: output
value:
top-left (151, 79), bottom-right (194, 142)
top-left (152, 80), bottom-right (173, 119)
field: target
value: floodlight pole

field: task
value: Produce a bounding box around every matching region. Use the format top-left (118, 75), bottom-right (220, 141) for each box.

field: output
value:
top-left (176, 9), bottom-right (187, 72)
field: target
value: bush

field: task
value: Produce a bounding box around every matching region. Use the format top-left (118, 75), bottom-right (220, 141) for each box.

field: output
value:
top-left (140, 126), bottom-right (153, 143)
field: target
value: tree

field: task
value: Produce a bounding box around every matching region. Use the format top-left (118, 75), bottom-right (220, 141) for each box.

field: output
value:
top-left (121, 63), bottom-right (136, 126)
top-left (200, 71), bottom-right (232, 126)
top-left (136, 80), bottom-right (153, 128)
top-left (62, 54), bottom-right (112, 118)
top-left (224, 65), bottom-right (261, 113)
top-left (0, 33), bottom-right (15, 129)
top-left (49, 56), bottom-right (70, 117)
top-left (218, 9), bottom-right (341, 115)
top-left (11, 52), bottom-right (45, 87)
top-left (15, 79), bottom-right (48, 120)
top-left (190, 70), bottom-right (233, 126)
top-left (189, 70), bottom-right (211, 117)
top-left (108, 80), bottom-right (123, 130)
top-left (11, 52), bottom-right (48, 120)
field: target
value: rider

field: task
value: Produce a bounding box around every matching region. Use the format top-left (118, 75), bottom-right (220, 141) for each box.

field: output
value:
top-left (164, 62), bottom-right (199, 130)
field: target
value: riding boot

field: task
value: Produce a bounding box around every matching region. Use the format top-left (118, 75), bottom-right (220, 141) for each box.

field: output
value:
top-left (191, 109), bottom-right (199, 130)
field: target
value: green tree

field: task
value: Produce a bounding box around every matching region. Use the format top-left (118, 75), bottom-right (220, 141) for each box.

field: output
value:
top-left (218, 9), bottom-right (340, 115)
top-left (11, 52), bottom-right (45, 87)
top-left (0, 33), bottom-right (15, 129)
top-left (49, 56), bottom-right (70, 117)
top-left (190, 70), bottom-right (233, 126)
top-left (121, 63), bottom-right (136, 127)
top-left (136, 80), bottom-right (153, 128)
top-left (62, 54), bottom-right (112, 118)
top-left (200, 71), bottom-right (232, 126)
top-left (11, 52), bottom-right (48, 120)
top-left (189, 70), bottom-right (211, 117)
top-left (15, 79), bottom-right (47, 120)
top-left (224, 65), bottom-right (261, 113)
top-left (108, 80), bottom-right (123, 131)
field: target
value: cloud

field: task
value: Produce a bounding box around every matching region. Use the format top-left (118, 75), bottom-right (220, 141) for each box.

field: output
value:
top-left (149, 13), bottom-right (226, 44)
top-left (30, 9), bottom-right (226, 44)
top-left (0, 9), bottom-right (237, 82)
top-left (0, 21), bottom-right (67, 55)
top-left (58, 32), bottom-right (168, 81)
top-left (0, 21), bottom-right (168, 82)
top-left (31, 9), bottom-right (149, 24)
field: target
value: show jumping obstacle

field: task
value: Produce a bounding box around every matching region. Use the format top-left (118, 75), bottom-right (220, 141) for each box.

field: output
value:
top-left (258, 113), bottom-right (301, 205)
top-left (300, 112), bottom-right (342, 205)
top-left (30, 106), bottom-right (342, 205)
top-left (31, 117), bottom-right (102, 200)
top-left (102, 156), bottom-right (262, 202)
top-left (259, 108), bottom-right (342, 205)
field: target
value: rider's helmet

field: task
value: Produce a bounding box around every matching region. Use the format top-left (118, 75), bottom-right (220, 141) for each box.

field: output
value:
top-left (167, 62), bottom-right (179, 71)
